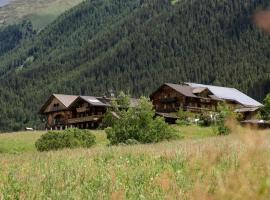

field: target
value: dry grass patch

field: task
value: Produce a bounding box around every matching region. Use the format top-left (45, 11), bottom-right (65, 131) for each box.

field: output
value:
top-left (0, 128), bottom-right (269, 199)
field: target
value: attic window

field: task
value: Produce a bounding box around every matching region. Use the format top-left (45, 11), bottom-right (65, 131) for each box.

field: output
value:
top-left (53, 103), bottom-right (59, 107)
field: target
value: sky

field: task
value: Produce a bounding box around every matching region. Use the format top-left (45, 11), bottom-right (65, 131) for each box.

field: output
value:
top-left (0, 0), bottom-right (10, 7)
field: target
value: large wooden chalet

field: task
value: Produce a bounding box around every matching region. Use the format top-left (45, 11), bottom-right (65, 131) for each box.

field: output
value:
top-left (150, 83), bottom-right (263, 122)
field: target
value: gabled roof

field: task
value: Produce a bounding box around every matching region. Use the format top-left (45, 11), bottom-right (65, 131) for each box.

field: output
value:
top-left (192, 87), bottom-right (208, 94)
top-left (68, 96), bottom-right (110, 108)
top-left (80, 96), bottom-right (109, 107)
top-left (53, 94), bottom-right (78, 107)
top-left (39, 94), bottom-right (78, 113)
top-left (185, 83), bottom-right (263, 107)
top-left (164, 83), bottom-right (198, 98)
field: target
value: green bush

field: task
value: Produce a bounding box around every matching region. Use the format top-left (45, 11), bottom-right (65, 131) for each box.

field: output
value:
top-left (260, 93), bottom-right (270, 120)
top-left (176, 109), bottom-right (200, 126)
top-left (176, 119), bottom-right (190, 126)
top-left (101, 91), bottom-right (130, 128)
top-left (106, 97), bottom-right (178, 145)
top-left (35, 128), bottom-right (96, 152)
top-left (217, 126), bottom-right (230, 135)
top-left (100, 111), bottom-right (118, 128)
top-left (177, 108), bottom-right (189, 121)
top-left (198, 113), bottom-right (212, 127)
top-left (216, 103), bottom-right (234, 135)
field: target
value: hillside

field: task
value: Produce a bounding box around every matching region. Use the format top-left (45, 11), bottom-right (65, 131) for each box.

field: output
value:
top-left (0, 0), bottom-right (83, 29)
top-left (0, 0), bottom-right (270, 131)
top-left (0, 20), bottom-right (35, 57)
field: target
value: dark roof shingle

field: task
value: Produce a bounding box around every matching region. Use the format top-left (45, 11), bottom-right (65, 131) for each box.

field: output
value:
top-left (165, 83), bottom-right (198, 98)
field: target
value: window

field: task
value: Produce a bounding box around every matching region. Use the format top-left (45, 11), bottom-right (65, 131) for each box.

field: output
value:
top-left (53, 103), bottom-right (59, 107)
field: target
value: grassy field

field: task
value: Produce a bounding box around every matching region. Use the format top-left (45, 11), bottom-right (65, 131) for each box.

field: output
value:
top-left (0, 126), bottom-right (269, 199)
top-left (0, 126), bottom-right (216, 154)
top-left (0, 0), bottom-right (83, 29)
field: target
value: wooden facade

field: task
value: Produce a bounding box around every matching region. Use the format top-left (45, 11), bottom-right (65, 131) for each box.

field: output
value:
top-left (39, 94), bottom-right (77, 130)
top-left (150, 84), bottom-right (218, 114)
top-left (68, 96), bottom-right (108, 129)
top-left (40, 83), bottom-right (262, 129)
top-left (150, 83), bottom-right (262, 122)
top-left (39, 94), bottom-right (110, 130)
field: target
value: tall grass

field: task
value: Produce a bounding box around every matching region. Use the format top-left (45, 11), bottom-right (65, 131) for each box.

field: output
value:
top-left (0, 127), bottom-right (269, 199)
top-left (0, 131), bottom-right (43, 154)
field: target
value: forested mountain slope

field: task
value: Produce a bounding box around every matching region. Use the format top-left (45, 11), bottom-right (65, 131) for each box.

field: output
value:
top-left (0, 20), bottom-right (35, 57)
top-left (0, 0), bottom-right (270, 131)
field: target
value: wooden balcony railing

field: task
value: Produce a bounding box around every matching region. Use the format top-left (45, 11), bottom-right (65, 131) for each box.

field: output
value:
top-left (185, 106), bottom-right (212, 112)
top-left (76, 107), bottom-right (88, 113)
top-left (156, 106), bottom-right (213, 113)
top-left (67, 115), bottom-right (103, 124)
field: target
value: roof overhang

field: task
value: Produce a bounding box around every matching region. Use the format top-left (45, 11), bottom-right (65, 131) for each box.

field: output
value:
top-left (68, 96), bottom-right (109, 109)
top-left (39, 94), bottom-right (68, 114)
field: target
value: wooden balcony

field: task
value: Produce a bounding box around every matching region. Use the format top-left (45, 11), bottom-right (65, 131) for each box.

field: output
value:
top-left (185, 106), bottom-right (212, 112)
top-left (199, 98), bottom-right (211, 103)
top-left (76, 107), bottom-right (88, 113)
top-left (67, 115), bottom-right (103, 124)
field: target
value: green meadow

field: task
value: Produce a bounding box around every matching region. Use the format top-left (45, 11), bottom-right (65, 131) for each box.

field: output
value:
top-left (0, 0), bottom-right (83, 29)
top-left (0, 126), bottom-right (216, 154)
top-left (0, 126), bottom-right (269, 199)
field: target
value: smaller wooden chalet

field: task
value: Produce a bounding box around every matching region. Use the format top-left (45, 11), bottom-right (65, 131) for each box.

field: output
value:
top-left (150, 83), bottom-right (263, 122)
top-left (39, 94), bottom-right (78, 130)
top-left (67, 96), bottom-right (110, 129)
top-left (39, 94), bottom-right (112, 130)
top-left (39, 94), bottom-right (139, 130)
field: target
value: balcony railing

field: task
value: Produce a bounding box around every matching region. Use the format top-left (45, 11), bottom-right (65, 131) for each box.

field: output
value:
top-left (76, 107), bottom-right (88, 113)
top-left (67, 115), bottom-right (103, 124)
top-left (185, 106), bottom-right (212, 112)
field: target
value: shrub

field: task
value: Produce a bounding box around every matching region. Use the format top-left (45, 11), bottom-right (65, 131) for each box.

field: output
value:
top-left (176, 119), bottom-right (190, 126)
top-left (176, 108), bottom-right (191, 126)
top-left (106, 97), bottom-right (178, 145)
top-left (177, 108), bottom-right (189, 121)
top-left (35, 128), bottom-right (96, 152)
top-left (198, 113), bottom-right (212, 127)
top-left (217, 125), bottom-right (230, 135)
top-left (176, 109), bottom-right (200, 126)
top-left (260, 93), bottom-right (270, 120)
top-left (216, 103), bottom-right (235, 135)
top-left (101, 91), bottom-right (130, 128)
top-left (101, 111), bottom-right (118, 128)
